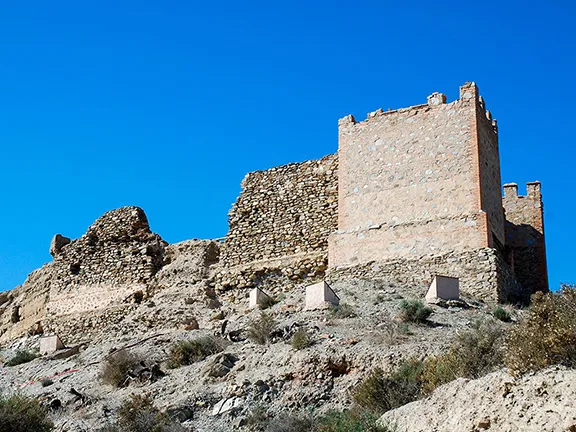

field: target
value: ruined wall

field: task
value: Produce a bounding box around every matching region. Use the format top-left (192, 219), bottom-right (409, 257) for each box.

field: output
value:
top-left (45, 206), bottom-right (167, 317)
top-left (503, 182), bottom-right (548, 294)
top-left (218, 154), bottom-right (338, 289)
top-left (0, 206), bottom-right (168, 342)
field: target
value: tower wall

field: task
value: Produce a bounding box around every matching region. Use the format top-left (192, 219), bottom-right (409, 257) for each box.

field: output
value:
top-left (328, 83), bottom-right (504, 267)
top-left (503, 182), bottom-right (548, 295)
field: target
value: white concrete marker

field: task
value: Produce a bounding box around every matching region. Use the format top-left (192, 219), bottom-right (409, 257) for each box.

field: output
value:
top-left (39, 334), bottom-right (65, 355)
top-left (425, 275), bottom-right (460, 301)
top-left (305, 281), bottom-right (339, 310)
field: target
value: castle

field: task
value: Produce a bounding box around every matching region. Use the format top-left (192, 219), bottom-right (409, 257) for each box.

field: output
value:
top-left (219, 82), bottom-right (547, 303)
top-left (0, 82), bottom-right (548, 343)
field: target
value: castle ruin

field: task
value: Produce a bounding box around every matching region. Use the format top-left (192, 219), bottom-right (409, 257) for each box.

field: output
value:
top-left (0, 82), bottom-right (548, 343)
top-left (220, 82), bottom-right (547, 303)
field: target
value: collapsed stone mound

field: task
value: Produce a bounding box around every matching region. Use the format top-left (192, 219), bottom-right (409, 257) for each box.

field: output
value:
top-left (0, 206), bottom-right (170, 343)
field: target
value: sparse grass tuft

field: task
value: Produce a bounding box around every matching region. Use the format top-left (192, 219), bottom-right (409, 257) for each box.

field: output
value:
top-left (329, 303), bottom-right (356, 318)
top-left (5, 350), bottom-right (38, 367)
top-left (166, 336), bottom-right (224, 369)
top-left (399, 299), bottom-right (432, 323)
top-left (247, 312), bottom-right (277, 345)
top-left (259, 296), bottom-right (278, 310)
top-left (316, 409), bottom-right (393, 431)
top-left (492, 306), bottom-right (512, 322)
top-left (0, 394), bottom-right (53, 432)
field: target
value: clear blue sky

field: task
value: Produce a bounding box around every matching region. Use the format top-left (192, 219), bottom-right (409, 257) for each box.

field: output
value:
top-left (0, 1), bottom-right (574, 292)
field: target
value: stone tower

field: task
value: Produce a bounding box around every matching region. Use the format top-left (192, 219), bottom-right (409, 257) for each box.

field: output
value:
top-left (328, 82), bottom-right (547, 301)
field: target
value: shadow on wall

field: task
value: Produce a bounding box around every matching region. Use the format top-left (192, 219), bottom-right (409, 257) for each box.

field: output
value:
top-left (505, 221), bottom-right (548, 295)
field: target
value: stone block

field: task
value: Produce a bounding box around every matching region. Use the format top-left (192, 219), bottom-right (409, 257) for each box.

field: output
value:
top-left (426, 275), bottom-right (460, 301)
top-left (249, 288), bottom-right (272, 308)
top-left (40, 334), bottom-right (65, 355)
top-left (305, 281), bottom-right (339, 310)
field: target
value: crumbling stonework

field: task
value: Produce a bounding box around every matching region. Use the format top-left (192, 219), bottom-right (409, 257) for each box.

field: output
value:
top-left (0, 207), bottom-right (169, 343)
top-left (217, 154), bottom-right (337, 290)
top-left (326, 248), bottom-right (523, 303)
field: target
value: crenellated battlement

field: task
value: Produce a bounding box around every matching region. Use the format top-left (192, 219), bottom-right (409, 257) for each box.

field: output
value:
top-left (338, 82), bottom-right (497, 133)
top-left (503, 181), bottom-right (542, 200)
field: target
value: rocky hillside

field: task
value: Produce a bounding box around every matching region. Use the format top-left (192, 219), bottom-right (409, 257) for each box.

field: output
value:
top-left (0, 207), bottom-right (573, 432)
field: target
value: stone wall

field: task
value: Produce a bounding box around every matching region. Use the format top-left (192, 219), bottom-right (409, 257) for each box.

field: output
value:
top-left (503, 182), bottom-right (548, 293)
top-left (327, 247), bottom-right (523, 303)
top-left (328, 83), bottom-right (503, 268)
top-left (218, 154), bottom-right (338, 289)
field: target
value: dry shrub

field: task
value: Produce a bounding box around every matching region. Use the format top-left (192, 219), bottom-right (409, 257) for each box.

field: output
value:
top-left (247, 312), bottom-right (277, 345)
top-left (100, 350), bottom-right (144, 388)
top-left (398, 300), bottom-right (432, 323)
top-left (353, 361), bottom-right (422, 414)
top-left (420, 319), bottom-right (505, 392)
top-left (6, 350), bottom-right (38, 366)
top-left (506, 286), bottom-right (576, 374)
top-left (166, 336), bottom-right (224, 369)
top-left (355, 319), bottom-right (505, 410)
top-left (99, 394), bottom-right (184, 432)
top-left (291, 330), bottom-right (311, 350)
top-left (0, 394), bottom-right (53, 432)
top-left (265, 412), bottom-right (315, 432)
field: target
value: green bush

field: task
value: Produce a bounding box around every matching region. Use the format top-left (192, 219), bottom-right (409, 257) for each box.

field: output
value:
top-left (506, 286), bottom-right (576, 374)
top-left (0, 394), bottom-right (53, 432)
top-left (98, 394), bottom-right (184, 432)
top-left (6, 350), bottom-right (38, 366)
top-left (247, 313), bottom-right (277, 345)
top-left (166, 336), bottom-right (224, 369)
top-left (100, 349), bottom-right (145, 388)
top-left (291, 330), bottom-right (311, 350)
top-left (492, 306), bottom-right (512, 322)
top-left (399, 300), bottom-right (432, 323)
